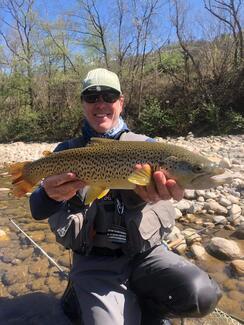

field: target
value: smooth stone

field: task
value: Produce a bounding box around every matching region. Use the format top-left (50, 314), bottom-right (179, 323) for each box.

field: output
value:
top-left (196, 190), bottom-right (206, 196)
top-left (204, 201), bottom-right (228, 215)
top-left (228, 204), bottom-right (242, 225)
top-left (46, 277), bottom-right (64, 295)
top-left (30, 231), bottom-right (46, 242)
top-left (212, 215), bottom-right (227, 225)
top-left (230, 260), bottom-right (244, 277)
top-left (174, 208), bottom-right (182, 219)
top-left (28, 258), bottom-right (49, 277)
top-left (0, 229), bottom-right (10, 241)
top-left (8, 282), bottom-right (28, 297)
top-left (204, 192), bottom-right (217, 199)
top-left (2, 265), bottom-right (29, 286)
top-left (18, 248), bottom-right (34, 260)
top-left (41, 243), bottom-right (62, 257)
top-left (187, 202), bottom-right (204, 214)
top-left (184, 190), bottom-right (196, 200)
top-left (226, 194), bottom-right (240, 204)
top-left (232, 224), bottom-right (244, 239)
top-left (218, 197), bottom-right (232, 207)
top-left (207, 237), bottom-right (242, 260)
top-left (173, 199), bottom-right (192, 212)
top-left (182, 228), bottom-right (202, 245)
top-left (190, 244), bottom-right (208, 261)
top-left (27, 278), bottom-right (46, 291)
top-left (58, 254), bottom-right (71, 268)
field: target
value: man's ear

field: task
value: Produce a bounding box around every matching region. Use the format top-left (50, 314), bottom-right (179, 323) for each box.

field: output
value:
top-left (119, 95), bottom-right (125, 113)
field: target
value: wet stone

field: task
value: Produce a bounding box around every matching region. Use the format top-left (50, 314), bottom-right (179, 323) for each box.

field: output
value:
top-left (27, 223), bottom-right (49, 231)
top-left (30, 231), bottom-right (46, 242)
top-left (58, 254), bottom-right (71, 268)
top-left (41, 243), bottom-right (63, 257)
top-left (45, 277), bottom-right (64, 295)
top-left (18, 248), bottom-right (34, 260)
top-left (27, 277), bottom-right (46, 291)
top-left (230, 260), bottom-right (244, 277)
top-left (8, 282), bottom-right (28, 297)
top-left (2, 265), bottom-right (29, 286)
top-left (28, 258), bottom-right (49, 277)
top-left (207, 237), bottom-right (242, 260)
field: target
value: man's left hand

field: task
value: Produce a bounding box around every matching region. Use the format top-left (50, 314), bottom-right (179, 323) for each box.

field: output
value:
top-left (133, 164), bottom-right (184, 204)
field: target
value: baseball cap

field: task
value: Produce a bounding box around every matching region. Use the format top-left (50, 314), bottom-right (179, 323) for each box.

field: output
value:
top-left (82, 68), bottom-right (121, 94)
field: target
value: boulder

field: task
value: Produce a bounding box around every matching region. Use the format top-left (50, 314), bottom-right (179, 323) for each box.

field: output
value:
top-left (207, 237), bottom-right (242, 260)
top-left (230, 260), bottom-right (244, 277)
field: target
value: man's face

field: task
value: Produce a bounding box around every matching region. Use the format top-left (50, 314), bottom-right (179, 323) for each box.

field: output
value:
top-left (82, 91), bottom-right (124, 133)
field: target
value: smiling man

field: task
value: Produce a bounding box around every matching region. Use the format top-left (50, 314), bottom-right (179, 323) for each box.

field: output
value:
top-left (29, 68), bottom-right (221, 325)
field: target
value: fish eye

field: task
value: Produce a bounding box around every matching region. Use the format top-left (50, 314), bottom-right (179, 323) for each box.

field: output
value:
top-left (193, 165), bottom-right (203, 173)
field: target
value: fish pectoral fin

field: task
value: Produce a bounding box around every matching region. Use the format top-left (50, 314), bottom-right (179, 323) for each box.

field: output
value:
top-left (128, 164), bottom-right (152, 186)
top-left (85, 186), bottom-right (110, 205)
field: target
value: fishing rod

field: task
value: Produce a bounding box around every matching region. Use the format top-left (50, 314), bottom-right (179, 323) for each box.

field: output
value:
top-left (9, 218), bottom-right (68, 279)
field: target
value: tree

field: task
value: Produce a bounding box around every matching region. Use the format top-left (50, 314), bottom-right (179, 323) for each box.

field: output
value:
top-left (203, 0), bottom-right (243, 67)
top-left (0, 0), bottom-right (37, 111)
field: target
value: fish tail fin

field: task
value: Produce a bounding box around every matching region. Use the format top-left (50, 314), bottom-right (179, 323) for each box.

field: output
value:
top-left (8, 162), bottom-right (34, 197)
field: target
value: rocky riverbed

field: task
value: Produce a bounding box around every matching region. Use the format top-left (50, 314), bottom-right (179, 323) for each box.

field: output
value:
top-left (0, 134), bottom-right (244, 324)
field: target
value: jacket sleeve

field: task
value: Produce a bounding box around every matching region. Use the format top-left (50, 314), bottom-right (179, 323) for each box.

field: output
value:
top-left (29, 141), bottom-right (70, 220)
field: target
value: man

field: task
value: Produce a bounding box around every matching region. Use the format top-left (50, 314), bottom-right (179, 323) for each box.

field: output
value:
top-left (30, 68), bottom-right (221, 325)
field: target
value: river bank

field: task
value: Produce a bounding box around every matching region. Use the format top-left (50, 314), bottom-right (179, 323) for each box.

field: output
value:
top-left (0, 134), bottom-right (243, 323)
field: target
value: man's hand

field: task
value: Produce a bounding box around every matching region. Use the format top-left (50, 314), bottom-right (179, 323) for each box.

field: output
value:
top-left (133, 164), bottom-right (184, 204)
top-left (41, 172), bottom-right (85, 202)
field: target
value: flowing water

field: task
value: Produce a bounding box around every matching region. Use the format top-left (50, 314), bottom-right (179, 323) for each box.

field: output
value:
top-left (0, 169), bottom-right (243, 324)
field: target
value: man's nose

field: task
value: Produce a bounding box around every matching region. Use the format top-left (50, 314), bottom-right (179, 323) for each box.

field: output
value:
top-left (95, 95), bottom-right (106, 106)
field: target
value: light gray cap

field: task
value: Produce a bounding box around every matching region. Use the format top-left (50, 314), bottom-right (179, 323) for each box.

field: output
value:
top-left (82, 68), bottom-right (121, 94)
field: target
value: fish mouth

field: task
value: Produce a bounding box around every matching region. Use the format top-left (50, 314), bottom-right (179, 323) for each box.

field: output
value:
top-left (191, 167), bottom-right (225, 188)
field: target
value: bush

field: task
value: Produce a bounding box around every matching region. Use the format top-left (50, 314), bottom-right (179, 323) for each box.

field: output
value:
top-left (136, 98), bottom-right (177, 137)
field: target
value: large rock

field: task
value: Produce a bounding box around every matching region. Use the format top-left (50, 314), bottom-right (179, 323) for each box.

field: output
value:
top-left (228, 204), bottom-right (242, 225)
top-left (232, 224), bottom-right (244, 240)
top-left (207, 237), bottom-right (242, 260)
top-left (204, 200), bottom-right (228, 215)
top-left (173, 199), bottom-right (192, 212)
top-left (190, 244), bottom-right (208, 261)
top-left (230, 260), bottom-right (244, 277)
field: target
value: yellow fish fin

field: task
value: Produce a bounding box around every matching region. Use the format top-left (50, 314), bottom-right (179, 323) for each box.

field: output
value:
top-left (85, 186), bottom-right (110, 205)
top-left (42, 150), bottom-right (52, 157)
top-left (128, 164), bottom-right (152, 186)
top-left (8, 161), bottom-right (35, 197)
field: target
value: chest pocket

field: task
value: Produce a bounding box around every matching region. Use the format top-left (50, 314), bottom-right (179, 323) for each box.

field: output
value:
top-left (124, 200), bottom-right (175, 256)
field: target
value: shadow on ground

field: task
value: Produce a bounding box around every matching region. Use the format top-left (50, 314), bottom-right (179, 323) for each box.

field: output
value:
top-left (0, 292), bottom-right (72, 325)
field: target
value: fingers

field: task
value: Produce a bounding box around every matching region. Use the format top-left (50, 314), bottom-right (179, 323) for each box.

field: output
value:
top-left (134, 164), bottom-right (184, 203)
top-left (166, 179), bottom-right (184, 201)
top-left (42, 173), bottom-right (85, 202)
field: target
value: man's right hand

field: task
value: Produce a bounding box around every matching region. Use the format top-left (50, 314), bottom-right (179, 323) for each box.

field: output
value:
top-left (41, 172), bottom-right (85, 202)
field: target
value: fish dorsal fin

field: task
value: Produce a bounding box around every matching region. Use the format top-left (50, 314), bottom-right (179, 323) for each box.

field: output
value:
top-left (85, 186), bottom-right (110, 205)
top-left (42, 150), bottom-right (52, 157)
top-left (128, 164), bottom-right (152, 186)
top-left (89, 137), bottom-right (116, 145)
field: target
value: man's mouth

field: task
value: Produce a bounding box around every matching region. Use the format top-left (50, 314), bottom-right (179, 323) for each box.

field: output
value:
top-left (94, 113), bottom-right (110, 118)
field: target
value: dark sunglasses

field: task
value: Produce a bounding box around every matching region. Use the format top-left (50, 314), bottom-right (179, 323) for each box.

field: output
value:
top-left (82, 92), bottom-right (120, 104)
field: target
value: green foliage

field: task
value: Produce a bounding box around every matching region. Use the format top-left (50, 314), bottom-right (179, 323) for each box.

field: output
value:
top-left (137, 99), bottom-right (177, 137)
top-left (0, 108), bottom-right (40, 142)
top-left (158, 50), bottom-right (184, 74)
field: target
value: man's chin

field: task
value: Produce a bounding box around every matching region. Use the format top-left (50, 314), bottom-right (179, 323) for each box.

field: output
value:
top-left (93, 122), bottom-right (112, 133)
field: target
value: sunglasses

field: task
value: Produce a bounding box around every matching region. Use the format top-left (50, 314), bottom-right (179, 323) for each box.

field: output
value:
top-left (82, 92), bottom-right (120, 104)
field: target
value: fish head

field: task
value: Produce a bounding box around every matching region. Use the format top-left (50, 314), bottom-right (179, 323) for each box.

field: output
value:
top-left (160, 150), bottom-right (225, 189)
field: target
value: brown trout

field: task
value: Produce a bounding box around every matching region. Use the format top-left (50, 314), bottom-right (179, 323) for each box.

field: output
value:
top-left (8, 138), bottom-right (225, 204)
